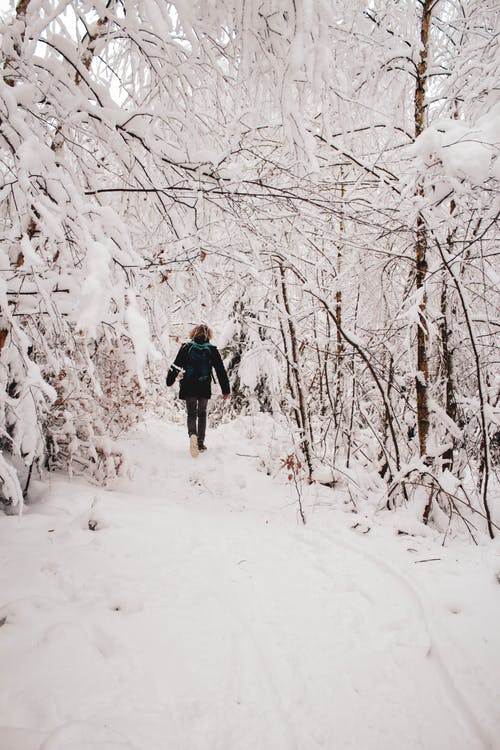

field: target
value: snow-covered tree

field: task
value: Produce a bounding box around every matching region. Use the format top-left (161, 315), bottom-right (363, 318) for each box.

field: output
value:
top-left (0, 0), bottom-right (497, 536)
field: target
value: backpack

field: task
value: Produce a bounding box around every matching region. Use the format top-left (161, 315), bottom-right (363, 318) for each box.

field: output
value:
top-left (184, 342), bottom-right (212, 384)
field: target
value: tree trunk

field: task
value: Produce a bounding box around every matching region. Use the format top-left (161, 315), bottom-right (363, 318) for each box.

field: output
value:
top-left (414, 0), bottom-right (433, 460)
top-left (277, 262), bottom-right (313, 478)
top-left (440, 274), bottom-right (457, 471)
top-left (334, 176), bottom-right (345, 429)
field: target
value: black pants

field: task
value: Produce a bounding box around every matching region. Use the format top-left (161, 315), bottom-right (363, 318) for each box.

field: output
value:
top-left (185, 397), bottom-right (209, 445)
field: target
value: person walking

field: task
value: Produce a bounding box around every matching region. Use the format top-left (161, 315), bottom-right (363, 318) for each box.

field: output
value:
top-left (166, 324), bottom-right (230, 457)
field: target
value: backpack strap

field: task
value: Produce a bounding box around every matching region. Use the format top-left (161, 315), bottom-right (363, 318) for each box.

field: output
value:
top-left (174, 343), bottom-right (191, 375)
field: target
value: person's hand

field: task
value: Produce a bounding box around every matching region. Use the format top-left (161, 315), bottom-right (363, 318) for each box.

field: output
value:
top-left (223, 393), bottom-right (230, 400)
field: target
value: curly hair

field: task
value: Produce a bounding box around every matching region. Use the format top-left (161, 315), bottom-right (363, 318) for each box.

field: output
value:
top-left (189, 323), bottom-right (213, 343)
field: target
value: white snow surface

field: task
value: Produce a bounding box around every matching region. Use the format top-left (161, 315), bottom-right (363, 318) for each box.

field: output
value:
top-left (1, 416), bottom-right (499, 750)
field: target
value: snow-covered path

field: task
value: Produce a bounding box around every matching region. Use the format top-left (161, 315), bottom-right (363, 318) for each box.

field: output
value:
top-left (1, 418), bottom-right (499, 750)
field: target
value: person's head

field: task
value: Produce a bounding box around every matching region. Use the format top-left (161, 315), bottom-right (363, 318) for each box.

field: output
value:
top-left (189, 323), bottom-right (212, 344)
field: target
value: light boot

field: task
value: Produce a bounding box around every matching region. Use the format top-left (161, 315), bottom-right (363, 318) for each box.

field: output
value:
top-left (189, 434), bottom-right (199, 458)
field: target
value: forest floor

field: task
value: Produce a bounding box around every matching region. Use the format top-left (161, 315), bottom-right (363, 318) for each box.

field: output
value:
top-left (0, 416), bottom-right (499, 750)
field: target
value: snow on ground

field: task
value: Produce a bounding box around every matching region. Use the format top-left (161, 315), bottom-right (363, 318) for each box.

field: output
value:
top-left (1, 416), bottom-right (499, 750)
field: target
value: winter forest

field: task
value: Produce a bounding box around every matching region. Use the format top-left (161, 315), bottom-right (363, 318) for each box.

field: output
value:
top-left (0, 0), bottom-right (499, 748)
top-left (0, 0), bottom-right (498, 532)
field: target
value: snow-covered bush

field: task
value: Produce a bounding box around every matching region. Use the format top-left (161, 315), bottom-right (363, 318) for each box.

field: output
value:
top-left (0, 0), bottom-right (497, 538)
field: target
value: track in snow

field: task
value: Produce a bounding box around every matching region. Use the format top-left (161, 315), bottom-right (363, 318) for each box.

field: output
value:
top-left (0, 419), bottom-right (496, 750)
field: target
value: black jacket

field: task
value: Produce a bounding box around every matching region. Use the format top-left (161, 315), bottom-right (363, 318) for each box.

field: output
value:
top-left (166, 342), bottom-right (230, 400)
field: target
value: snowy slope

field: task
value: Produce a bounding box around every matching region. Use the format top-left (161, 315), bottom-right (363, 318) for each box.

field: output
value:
top-left (0, 417), bottom-right (499, 750)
